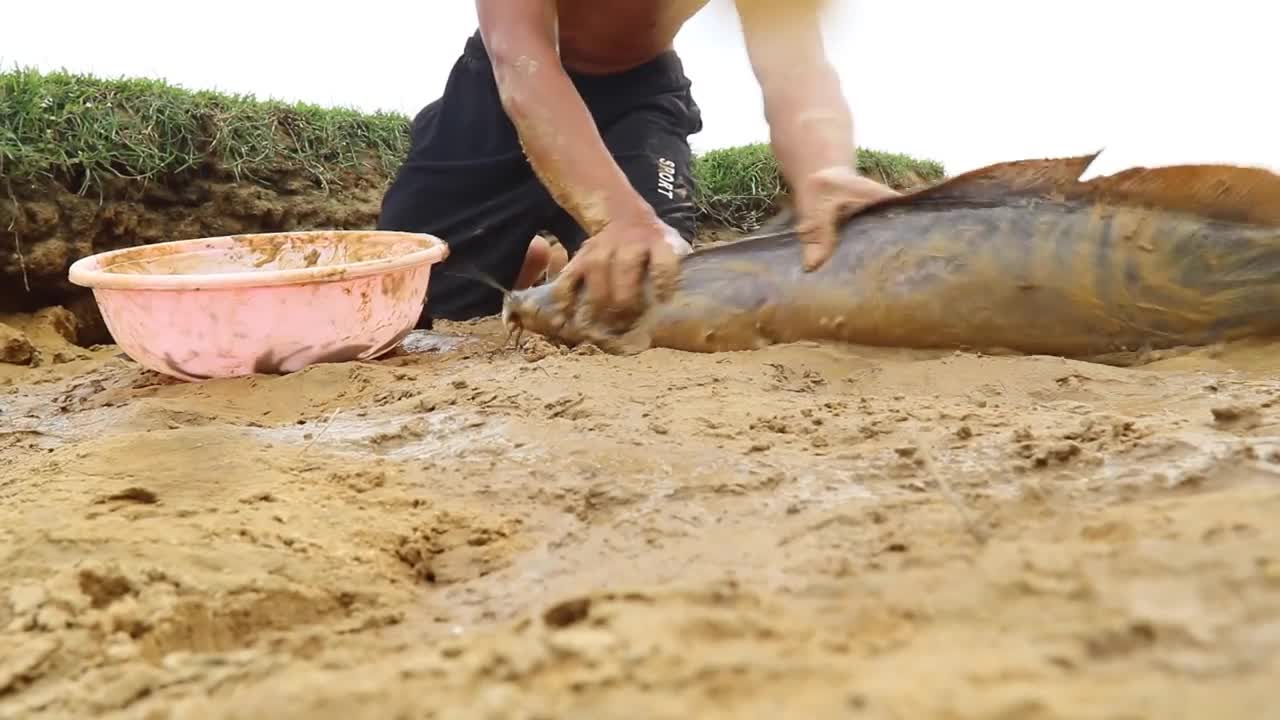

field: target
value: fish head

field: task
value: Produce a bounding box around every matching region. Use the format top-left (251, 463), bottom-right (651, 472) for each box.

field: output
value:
top-left (501, 282), bottom-right (560, 341)
top-left (501, 280), bottom-right (657, 355)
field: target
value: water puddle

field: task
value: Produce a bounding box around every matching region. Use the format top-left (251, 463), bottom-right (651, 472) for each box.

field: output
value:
top-left (241, 404), bottom-right (532, 463)
top-left (395, 330), bottom-right (476, 356)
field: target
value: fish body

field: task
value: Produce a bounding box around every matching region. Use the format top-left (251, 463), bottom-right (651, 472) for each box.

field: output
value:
top-left (502, 152), bottom-right (1280, 359)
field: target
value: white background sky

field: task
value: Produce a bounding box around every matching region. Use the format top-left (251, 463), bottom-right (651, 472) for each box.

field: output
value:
top-left (6, 0), bottom-right (1277, 178)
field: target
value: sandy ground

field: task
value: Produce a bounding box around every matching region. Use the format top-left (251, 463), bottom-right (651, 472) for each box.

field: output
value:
top-left (2, 307), bottom-right (1280, 720)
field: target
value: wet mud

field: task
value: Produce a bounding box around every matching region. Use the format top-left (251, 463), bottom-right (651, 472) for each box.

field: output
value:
top-left (2, 306), bottom-right (1279, 719)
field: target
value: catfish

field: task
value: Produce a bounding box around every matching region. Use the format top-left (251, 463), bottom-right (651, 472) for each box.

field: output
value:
top-left (501, 152), bottom-right (1280, 360)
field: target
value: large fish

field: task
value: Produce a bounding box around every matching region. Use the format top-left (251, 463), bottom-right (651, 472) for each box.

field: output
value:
top-left (500, 152), bottom-right (1280, 360)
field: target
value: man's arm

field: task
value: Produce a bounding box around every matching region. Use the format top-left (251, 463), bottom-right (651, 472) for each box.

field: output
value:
top-left (734, 0), bottom-right (897, 270)
top-left (734, 0), bottom-right (853, 198)
top-left (476, 0), bottom-right (657, 236)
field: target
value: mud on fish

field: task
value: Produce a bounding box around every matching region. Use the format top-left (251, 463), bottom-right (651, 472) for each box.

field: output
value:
top-left (502, 152), bottom-right (1280, 360)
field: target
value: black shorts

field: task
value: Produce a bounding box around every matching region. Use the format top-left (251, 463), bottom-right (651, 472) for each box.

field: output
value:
top-left (377, 31), bottom-right (704, 326)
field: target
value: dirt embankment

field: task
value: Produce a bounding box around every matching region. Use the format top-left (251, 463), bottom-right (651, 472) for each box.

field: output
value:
top-left (1, 167), bottom-right (386, 342)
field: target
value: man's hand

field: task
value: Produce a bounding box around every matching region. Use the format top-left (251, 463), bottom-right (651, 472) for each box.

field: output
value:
top-left (552, 216), bottom-right (691, 329)
top-left (795, 166), bottom-right (900, 271)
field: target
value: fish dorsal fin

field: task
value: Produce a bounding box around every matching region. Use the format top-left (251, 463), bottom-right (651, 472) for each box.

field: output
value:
top-left (888, 153), bottom-right (1102, 208)
top-left (1071, 164), bottom-right (1280, 227)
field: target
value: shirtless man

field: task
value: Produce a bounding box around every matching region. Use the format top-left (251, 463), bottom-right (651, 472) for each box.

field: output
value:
top-left (378, 0), bottom-right (899, 329)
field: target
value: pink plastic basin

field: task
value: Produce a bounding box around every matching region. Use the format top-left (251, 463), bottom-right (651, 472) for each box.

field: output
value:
top-left (68, 230), bottom-right (449, 381)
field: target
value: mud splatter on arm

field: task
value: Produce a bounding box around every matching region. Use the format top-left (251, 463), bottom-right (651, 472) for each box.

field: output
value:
top-left (476, 0), bottom-right (657, 236)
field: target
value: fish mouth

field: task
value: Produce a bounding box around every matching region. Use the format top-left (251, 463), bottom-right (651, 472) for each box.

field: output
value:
top-left (502, 290), bottom-right (559, 350)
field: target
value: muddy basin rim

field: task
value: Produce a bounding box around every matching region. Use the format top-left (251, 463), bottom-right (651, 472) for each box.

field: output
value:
top-left (67, 230), bottom-right (449, 291)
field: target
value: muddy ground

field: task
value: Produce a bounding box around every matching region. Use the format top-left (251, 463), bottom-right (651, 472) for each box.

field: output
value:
top-left (1, 302), bottom-right (1278, 720)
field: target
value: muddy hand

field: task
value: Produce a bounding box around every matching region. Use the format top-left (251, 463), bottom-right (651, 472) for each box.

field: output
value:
top-left (551, 217), bottom-right (690, 330)
top-left (796, 167), bottom-right (901, 271)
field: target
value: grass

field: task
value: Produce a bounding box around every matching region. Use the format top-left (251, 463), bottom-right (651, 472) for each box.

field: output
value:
top-left (0, 66), bottom-right (409, 194)
top-left (1, 65), bottom-right (944, 230)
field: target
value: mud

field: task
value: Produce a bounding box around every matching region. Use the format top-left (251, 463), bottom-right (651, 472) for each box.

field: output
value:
top-left (2, 302), bottom-right (1279, 719)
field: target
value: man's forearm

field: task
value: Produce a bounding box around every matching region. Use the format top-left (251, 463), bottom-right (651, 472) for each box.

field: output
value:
top-left (492, 58), bottom-right (654, 236)
top-left (761, 59), bottom-right (856, 201)
top-left (735, 0), bottom-right (857, 198)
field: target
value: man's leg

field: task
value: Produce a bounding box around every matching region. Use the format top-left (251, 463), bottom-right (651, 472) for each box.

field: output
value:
top-left (546, 65), bottom-right (704, 256)
top-left (515, 235), bottom-right (568, 289)
top-left (607, 110), bottom-right (701, 249)
top-left (544, 117), bottom-right (701, 264)
top-left (378, 36), bottom-right (553, 326)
